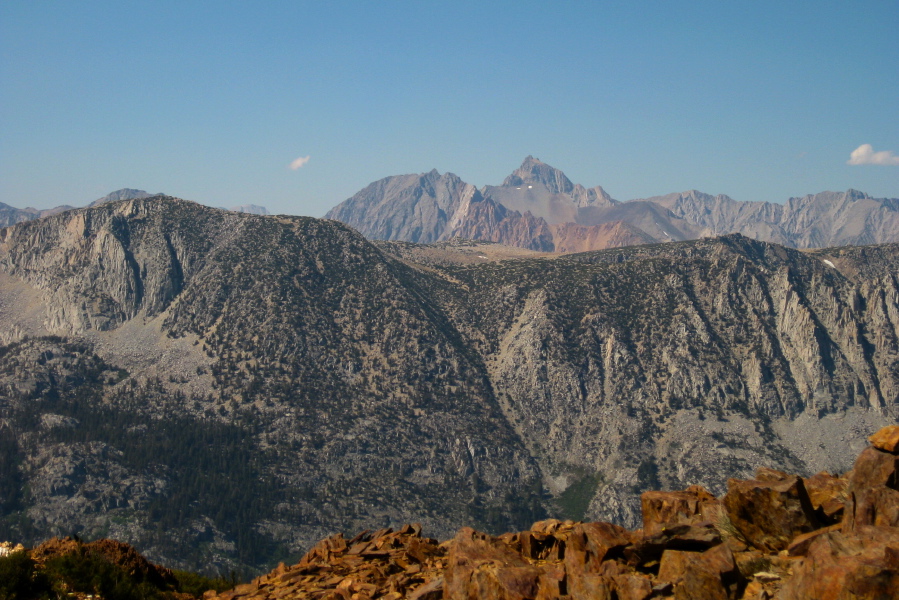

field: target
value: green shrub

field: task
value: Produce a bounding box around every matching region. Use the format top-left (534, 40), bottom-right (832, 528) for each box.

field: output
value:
top-left (0, 551), bottom-right (50, 600)
top-left (173, 570), bottom-right (238, 596)
top-left (42, 550), bottom-right (162, 600)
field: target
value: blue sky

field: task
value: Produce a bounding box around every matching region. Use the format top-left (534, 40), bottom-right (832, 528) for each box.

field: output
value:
top-left (2, 1), bottom-right (897, 216)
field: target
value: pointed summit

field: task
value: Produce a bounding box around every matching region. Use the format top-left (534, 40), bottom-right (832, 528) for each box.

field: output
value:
top-left (502, 156), bottom-right (574, 195)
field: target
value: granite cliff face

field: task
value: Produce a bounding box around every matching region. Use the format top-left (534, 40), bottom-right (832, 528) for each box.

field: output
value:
top-left (393, 235), bottom-right (899, 527)
top-left (325, 157), bottom-right (899, 252)
top-left (0, 198), bottom-right (542, 573)
top-left (1, 196), bottom-right (897, 574)
top-left (325, 170), bottom-right (481, 245)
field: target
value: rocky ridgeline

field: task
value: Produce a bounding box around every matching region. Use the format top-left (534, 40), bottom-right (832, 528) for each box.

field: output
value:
top-left (327, 156), bottom-right (899, 252)
top-left (207, 425), bottom-right (899, 600)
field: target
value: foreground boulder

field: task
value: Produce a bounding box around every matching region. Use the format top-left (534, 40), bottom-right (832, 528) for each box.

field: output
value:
top-left (847, 447), bottom-right (899, 493)
top-left (657, 543), bottom-right (740, 599)
top-left (777, 526), bottom-right (899, 600)
top-left (723, 471), bottom-right (820, 552)
top-left (444, 527), bottom-right (542, 600)
top-left (802, 471), bottom-right (849, 523)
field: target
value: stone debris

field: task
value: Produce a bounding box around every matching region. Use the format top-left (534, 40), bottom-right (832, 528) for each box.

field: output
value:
top-left (206, 524), bottom-right (446, 600)
top-left (8, 425), bottom-right (899, 599)
top-left (206, 425), bottom-right (899, 600)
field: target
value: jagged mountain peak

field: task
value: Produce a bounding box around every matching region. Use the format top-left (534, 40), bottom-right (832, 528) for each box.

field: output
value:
top-left (502, 156), bottom-right (575, 195)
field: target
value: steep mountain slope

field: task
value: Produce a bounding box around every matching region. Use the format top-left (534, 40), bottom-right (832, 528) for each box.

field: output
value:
top-left (0, 188), bottom-right (153, 228)
top-left (384, 236), bottom-right (899, 526)
top-left (324, 170), bottom-right (480, 244)
top-left (324, 158), bottom-right (647, 252)
top-left (1, 197), bottom-right (897, 575)
top-left (326, 157), bottom-right (899, 252)
top-left (550, 218), bottom-right (661, 252)
top-left (647, 188), bottom-right (899, 248)
top-left (0, 197), bottom-right (542, 573)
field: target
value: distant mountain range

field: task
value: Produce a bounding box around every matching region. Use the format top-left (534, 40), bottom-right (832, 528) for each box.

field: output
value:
top-left (326, 156), bottom-right (899, 251)
top-left (1, 189), bottom-right (268, 227)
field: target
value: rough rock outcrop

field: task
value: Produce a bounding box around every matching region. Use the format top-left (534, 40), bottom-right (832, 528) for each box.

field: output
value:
top-left (641, 485), bottom-right (722, 537)
top-left (197, 426), bottom-right (899, 598)
top-left (9, 425), bottom-right (899, 599)
top-left (206, 525), bottom-right (446, 600)
top-left (723, 472), bottom-right (820, 552)
top-left (870, 424), bottom-right (899, 453)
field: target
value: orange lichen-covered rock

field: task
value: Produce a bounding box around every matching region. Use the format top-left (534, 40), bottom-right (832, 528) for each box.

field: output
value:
top-left (657, 543), bottom-right (740, 600)
top-left (869, 424), bottom-right (899, 454)
top-left (848, 446), bottom-right (899, 493)
top-left (563, 521), bottom-right (632, 575)
top-left (802, 471), bottom-right (849, 522)
top-left (723, 474), bottom-right (819, 552)
top-left (641, 485), bottom-right (721, 536)
top-left (444, 527), bottom-right (541, 600)
top-left (842, 485), bottom-right (899, 532)
top-left (776, 526), bottom-right (899, 600)
top-left (206, 525), bottom-right (447, 600)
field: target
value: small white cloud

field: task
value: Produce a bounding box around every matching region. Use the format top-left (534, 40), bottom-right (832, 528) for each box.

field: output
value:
top-left (289, 155), bottom-right (311, 170)
top-left (847, 144), bottom-right (899, 166)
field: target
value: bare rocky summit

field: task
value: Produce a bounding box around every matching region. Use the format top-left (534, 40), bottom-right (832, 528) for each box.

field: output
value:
top-left (326, 157), bottom-right (899, 252)
top-left (0, 195), bottom-right (897, 574)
